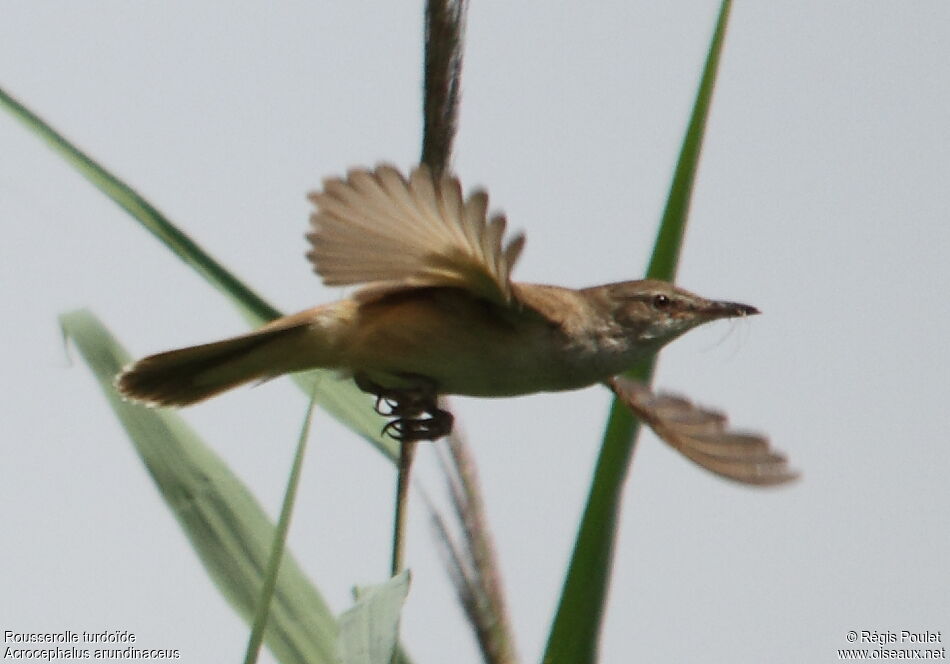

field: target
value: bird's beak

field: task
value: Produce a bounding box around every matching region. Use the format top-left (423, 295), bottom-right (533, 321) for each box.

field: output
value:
top-left (699, 300), bottom-right (760, 320)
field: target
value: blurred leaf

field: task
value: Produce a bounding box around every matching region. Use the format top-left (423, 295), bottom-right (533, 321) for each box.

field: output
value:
top-left (0, 86), bottom-right (277, 325)
top-left (0, 84), bottom-right (396, 460)
top-left (338, 571), bottom-right (411, 664)
top-left (60, 309), bottom-right (338, 664)
top-left (421, 0), bottom-right (466, 176)
top-left (542, 2), bottom-right (734, 663)
top-left (243, 392), bottom-right (318, 664)
top-left (430, 435), bottom-right (519, 664)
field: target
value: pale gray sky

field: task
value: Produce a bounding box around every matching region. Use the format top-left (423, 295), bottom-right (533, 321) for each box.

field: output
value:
top-left (1, 2), bottom-right (948, 663)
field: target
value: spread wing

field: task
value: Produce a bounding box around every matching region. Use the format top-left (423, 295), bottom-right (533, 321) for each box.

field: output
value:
top-left (306, 165), bottom-right (525, 305)
top-left (609, 377), bottom-right (799, 486)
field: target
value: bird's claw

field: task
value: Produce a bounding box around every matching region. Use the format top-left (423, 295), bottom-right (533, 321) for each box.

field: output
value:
top-left (381, 406), bottom-right (454, 442)
top-left (356, 372), bottom-right (452, 440)
top-left (373, 393), bottom-right (427, 418)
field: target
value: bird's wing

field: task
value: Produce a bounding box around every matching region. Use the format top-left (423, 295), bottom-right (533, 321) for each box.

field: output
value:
top-left (609, 377), bottom-right (799, 486)
top-left (306, 164), bottom-right (525, 305)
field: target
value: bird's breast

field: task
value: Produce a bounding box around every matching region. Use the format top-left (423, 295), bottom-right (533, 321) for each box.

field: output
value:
top-left (340, 289), bottom-right (614, 397)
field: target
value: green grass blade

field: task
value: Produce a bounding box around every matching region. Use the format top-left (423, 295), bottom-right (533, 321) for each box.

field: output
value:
top-left (243, 391), bottom-right (318, 664)
top-left (0, 84), bottom-right (396, 460)
top-left (293, 371), bottom-right (398, 461)
top-left (0, 87), bottom-right (278, 326)
top-left (337, 571), bottom-right (411, 664)
top-left (61, 309), bottom-right (338, 664)
top-left (542, 2), bottom-right (733, 663)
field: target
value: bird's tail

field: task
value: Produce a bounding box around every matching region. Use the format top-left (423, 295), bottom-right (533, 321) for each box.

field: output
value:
top-left (116, 318), bottom-right (321, 407)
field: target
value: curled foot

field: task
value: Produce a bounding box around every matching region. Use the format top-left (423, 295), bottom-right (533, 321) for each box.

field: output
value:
top-left (381, 406), bottom-right (454, 442)
top-left (356, 374), bottom-right (454, 442)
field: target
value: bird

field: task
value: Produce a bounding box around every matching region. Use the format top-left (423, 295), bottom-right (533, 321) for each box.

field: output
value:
top-left (116, 164), bottom-right (792, 483)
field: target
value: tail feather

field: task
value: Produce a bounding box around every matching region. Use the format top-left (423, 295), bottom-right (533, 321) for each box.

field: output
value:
top-left (116, 322), bottom-right (314, 407)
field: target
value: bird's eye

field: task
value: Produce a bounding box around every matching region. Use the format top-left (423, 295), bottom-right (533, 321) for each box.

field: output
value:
top-left (652, 294), bottom-right (671, 310)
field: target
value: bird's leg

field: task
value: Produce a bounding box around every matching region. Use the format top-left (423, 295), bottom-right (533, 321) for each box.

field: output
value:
top-left (354, 373), bottom-right (454, 441)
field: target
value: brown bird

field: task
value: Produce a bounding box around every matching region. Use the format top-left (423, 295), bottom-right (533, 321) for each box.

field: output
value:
top-left (117, 164), bottom-right (793, 482)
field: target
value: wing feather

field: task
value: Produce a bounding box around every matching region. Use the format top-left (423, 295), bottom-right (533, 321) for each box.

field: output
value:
top-left (307, 164), bottom-right (525, 304)
top-left (609, 377), bottom-right (799, 486)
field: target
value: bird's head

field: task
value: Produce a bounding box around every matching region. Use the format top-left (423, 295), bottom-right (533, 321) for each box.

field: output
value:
top-left (589, 279), bottom-right (759, 350)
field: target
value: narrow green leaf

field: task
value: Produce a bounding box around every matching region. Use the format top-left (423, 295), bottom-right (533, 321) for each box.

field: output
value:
top-left (292, 371), bottom-right (398, 461)
top-left (0, 84), bottom-right (397, 461)
top-left (0, 87), bottom-right (277, 326)
top-left (243, 392), bottom-right (318, 664)
top-left (337, 571), bottom-right (412, 664)
top-left (60, 309), bottom-right (338, 664)
top-left (542, 2), bottom-right (734, 663)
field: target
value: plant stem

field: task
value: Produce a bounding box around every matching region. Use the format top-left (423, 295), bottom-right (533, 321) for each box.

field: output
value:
top-left (391, 440), bottom-right (418, 576)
